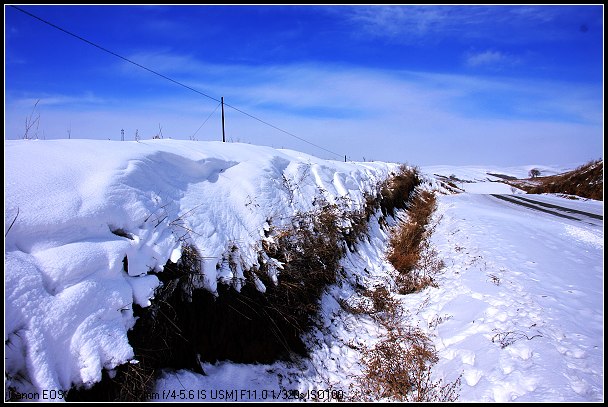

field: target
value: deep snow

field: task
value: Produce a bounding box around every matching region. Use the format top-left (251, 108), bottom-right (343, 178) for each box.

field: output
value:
top-left (4, 139), bottom-right (603, 402)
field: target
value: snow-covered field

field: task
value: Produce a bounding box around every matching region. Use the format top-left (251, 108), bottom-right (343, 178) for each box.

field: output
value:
top-left (413, 193), bottom-right (603, 402)
top-left (4, 139), bottom-right (603, 402)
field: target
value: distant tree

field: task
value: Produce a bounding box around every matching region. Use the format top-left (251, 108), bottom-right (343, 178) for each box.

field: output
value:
top-left (529, 168), bottom-right (541, 178)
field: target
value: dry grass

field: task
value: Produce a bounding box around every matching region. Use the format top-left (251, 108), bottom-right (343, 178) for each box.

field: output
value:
top-left (387, 189), bottom-right (441, 294)
top-left (379, 164), bottom-right (422, 218)
top-left (354, 328), bottom-right (461, 402)
top-left (345, 181), bottom-right (461, 402)
top-left (491, 329), bottom-right (543, 349)
top-left (259, 199), bottom-right (344, 333)
top-left (347, 283), bottom-right (461, 402)
top-left (112, 362), bottom-right (156, 402)
top-left (340, 285), bottom-right (401, 322)
top-left (508, 159), bottom-right (603, 201)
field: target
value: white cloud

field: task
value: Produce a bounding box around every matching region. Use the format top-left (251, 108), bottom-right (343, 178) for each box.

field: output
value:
top-left (339, 5), bottom-right (591, 44)
top-left (466, 50), bottom-right (506, 67)
top-left (21, 93), bottom-right (107, 108)
top-left (119, 50), bottom-right (209, 77)
top-left (345, 6), bottom-right (458, 41)
top-left (5, 57), bottom-right (602, 166)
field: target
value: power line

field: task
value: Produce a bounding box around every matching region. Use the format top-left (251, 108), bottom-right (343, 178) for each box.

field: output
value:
top-left (223, 102), bottom-right (343, 158)
top-left (10, 5), bottom-right (345, 159)
top-left (10, 5), bottom-right (220, 105)
top-left (192, 102), bottom-right (221, 139)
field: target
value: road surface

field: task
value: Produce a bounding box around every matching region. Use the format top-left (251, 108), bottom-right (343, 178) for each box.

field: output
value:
top-left (490, 194), bottom-right (603, 226)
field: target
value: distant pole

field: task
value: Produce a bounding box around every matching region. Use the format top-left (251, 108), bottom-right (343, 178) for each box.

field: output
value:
top-left (221, 96), bottom-right (226, 143)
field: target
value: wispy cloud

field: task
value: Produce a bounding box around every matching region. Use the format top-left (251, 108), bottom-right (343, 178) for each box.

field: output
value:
top-left (120, 51), bottom-right (209, 77)
top-left (466, 50), bottom-right (505, 67)
top-left (346, 6), bottom-right (449, 39)
top-left (340, 5), bottom-right (599, 44)
top-left (12, 93), bottom-right (107, 109)
top-left (465, 49), bottom-right (521, 69)
top-left (13, 53), bottom-right (604, 127)
top-left (5, 55), bottom-right (602, 165)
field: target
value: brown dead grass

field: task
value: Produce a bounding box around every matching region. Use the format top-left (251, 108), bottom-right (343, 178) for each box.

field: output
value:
top-left (355, 327), bottom-right (461, 402)
top-left (346, 182), bottom-right (462, 401)
top-left (387, 189), bottom-right (441, 294)
top-left (379, 164), bottom-right (422, 218)
top-left (348, 283), bottom-right (461, 402)
top-left (509, 159), bottom-right (603, 201)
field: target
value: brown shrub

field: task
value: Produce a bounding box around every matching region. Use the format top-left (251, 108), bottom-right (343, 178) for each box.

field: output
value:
top-left (378, 165), bottom-right (422, 218)
top-left (354, 327), bottom-right (461, 402)
top-left (339, 285), bottom-right (399, 322)
top-left (343, 178), bottom-right (460, 402)
top-left (344, 279), bottom-right (460, 402)
top-left (260, 199), bottom-right (344, 329)
top-left (388, 222), bottom-right (422, 273)
top-left (387, 189), bottom-right (440, 294)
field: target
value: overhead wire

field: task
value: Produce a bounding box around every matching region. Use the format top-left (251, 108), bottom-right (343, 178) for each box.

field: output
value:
top-left (192, 101), bottom-right (221, 139)
top-left (222, 102), bottom-right (343, 158)
top-left (9, 6), bottom-right (221, 104)
top-left (10, 5), bottom-right (345, 159)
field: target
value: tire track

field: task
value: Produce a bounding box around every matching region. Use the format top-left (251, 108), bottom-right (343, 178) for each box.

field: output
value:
top-left (506, 195), bottom-right (602, 220)
top-left (490, 195), bottom-right (581, 221)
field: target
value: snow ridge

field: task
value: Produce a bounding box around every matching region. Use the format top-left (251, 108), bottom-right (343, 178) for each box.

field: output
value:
top-left (5, 139), bottom-right (396, 396)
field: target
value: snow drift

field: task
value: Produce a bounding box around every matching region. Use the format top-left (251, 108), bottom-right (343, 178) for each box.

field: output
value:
top-left (5, 139), bottom-right (396, 396)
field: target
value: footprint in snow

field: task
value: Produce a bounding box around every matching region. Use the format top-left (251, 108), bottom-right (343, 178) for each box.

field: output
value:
top-left (565, 348), bottom-right (586, 359)
top-left (463, 368), bottom-right (483, 386)
top-left (460, 349), bottom-right (476, 365)
top-left (506, 343), bottom-right (533, 360)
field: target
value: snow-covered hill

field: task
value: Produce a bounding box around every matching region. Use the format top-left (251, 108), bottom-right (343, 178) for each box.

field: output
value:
top-left (4, 139), bottom-right (603, 402)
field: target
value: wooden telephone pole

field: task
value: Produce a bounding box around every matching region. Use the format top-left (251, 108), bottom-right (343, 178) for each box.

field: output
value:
top-left (221, 96), bottom-right (226, 143)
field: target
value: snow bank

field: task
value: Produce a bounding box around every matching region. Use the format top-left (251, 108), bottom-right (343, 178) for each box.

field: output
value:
top-left (5, 139), bottom-right (396, 397)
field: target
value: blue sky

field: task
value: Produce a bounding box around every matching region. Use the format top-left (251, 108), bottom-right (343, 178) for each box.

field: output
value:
top-left (4, 5), bottom-right (604, 166)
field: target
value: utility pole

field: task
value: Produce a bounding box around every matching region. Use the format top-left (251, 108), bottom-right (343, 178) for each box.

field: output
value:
top-left (221, 96), bottom-right (226, 143)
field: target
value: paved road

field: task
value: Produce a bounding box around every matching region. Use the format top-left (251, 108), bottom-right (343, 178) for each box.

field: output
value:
top-left (490, 194), bottom-right (603, 225)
